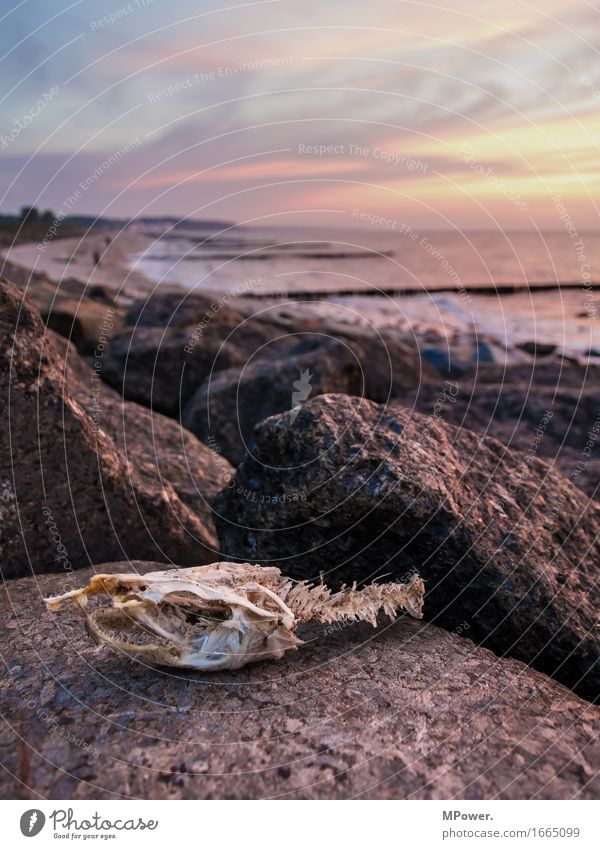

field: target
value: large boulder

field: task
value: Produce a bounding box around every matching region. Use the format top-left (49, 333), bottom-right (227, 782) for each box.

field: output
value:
top-left (0, 259), bottom-right (125, 354)
top-left (101, 319), bottom-right (287, 417)
top-left (1, 562), bottom-right (598, 799)
top-left (39, 294), bottom-right (123, 356)
top-left (459, 359), bottom-right (600, 387)
top-left (180, 317), bottom-right (436, 465)
top-left (312, 323), bottom-right (437, 401)
top-left (399, 360), bottom-right (600, 497)
top-left (103, 302), bottom-right (434, 424)
top-left (234, 302), bottom-right (437, 402)
top-left (216, 394), bottom-right (600, 700)
top-left (183, 337), bottom-right (364, 465)
top-left (123, 287), bottom-right (245, 329)
top-left (0, 278), bottom-right (232, 578)
top-left (48, 332), bottom-right (233, 520)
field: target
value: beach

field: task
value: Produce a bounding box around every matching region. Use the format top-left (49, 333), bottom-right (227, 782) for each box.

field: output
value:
top-left (4, 222), bottom-right (598, 365)
top-left (2, 226), bottom-right (156, 302)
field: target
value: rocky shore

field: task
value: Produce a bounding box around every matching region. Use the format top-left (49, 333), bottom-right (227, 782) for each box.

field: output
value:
top-left (1, 261), bottom-right (599, 799)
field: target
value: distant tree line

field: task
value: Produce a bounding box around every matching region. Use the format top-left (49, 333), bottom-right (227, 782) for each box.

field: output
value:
top-left (19, 206), bottom-right (56, 226)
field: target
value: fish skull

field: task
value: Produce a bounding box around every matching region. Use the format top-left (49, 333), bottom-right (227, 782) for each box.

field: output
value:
top-left (46, 562), bottom-right (424, 671)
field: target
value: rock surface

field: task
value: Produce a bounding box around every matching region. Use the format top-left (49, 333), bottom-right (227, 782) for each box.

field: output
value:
top-left (181, 317), bottom-right (436, 467)
top-left (1, 562), bottom-right (598, 800)
top-left (0, 278), bottom-right (230, 578)
top-left (262, 315), bottom-right (436, 401)
top-left (183, 337), bottom-right (364, 465)
top-left (216, 394), bottom-right (600, 700)
top-left (103, 297), bottom-right (434, 426)
top-left (41, 295), bottom-right (122, 356)
top-left (400, 360), bottom-right (600, 497)
top-left (48, 332), bottom-right (233, 520)
top-left (1, 258), bottom-right (125, 354)
top-left (101, 319), bottom-right (287, 417)
top-left (124, 287), bottom-right (245, 329)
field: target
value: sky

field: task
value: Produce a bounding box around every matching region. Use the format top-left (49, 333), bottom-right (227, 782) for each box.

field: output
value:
top-left (1, 0), bottom-right (599, 230)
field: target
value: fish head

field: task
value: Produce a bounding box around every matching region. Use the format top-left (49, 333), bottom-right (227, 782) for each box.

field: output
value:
top-left (46, 563), bottom-right (300, 671)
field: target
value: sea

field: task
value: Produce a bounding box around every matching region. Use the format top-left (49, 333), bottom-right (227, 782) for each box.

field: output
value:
top-left (126, 222), bottom-right (600, 358)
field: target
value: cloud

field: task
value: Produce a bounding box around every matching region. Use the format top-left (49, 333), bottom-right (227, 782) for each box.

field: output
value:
top-left (2, 0), bottom-right (599, 227)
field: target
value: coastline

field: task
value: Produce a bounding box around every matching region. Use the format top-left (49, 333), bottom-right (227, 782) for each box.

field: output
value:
top-left (0, 227), bottom-right (159, 302)
top-left (2, 226), bottom-right (598, 361)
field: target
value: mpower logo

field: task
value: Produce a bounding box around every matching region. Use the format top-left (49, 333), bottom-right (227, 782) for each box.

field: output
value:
top-left (20, 810), bottom-right (46, 837)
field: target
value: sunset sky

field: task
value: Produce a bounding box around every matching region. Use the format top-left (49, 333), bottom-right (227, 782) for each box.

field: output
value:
top-left (1, 0), bottom-right (599, 229)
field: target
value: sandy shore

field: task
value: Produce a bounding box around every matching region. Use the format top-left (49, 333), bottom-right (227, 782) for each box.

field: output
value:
top-left (0, 227), bottom-right (158, 301)
top-left (3, 226), bottom-right (596, 362)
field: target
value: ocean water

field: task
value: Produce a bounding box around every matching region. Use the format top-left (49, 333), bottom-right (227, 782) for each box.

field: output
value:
top-left (127, 223), bottom-right (600, 357)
